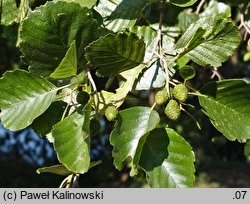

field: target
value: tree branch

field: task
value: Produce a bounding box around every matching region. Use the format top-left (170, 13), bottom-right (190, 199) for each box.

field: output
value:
top-left (196, 0), bottom-right (206, 14)
top-left (239, 13), bottom-right (250, 40)
top-left (87, 68), bottom-right (99, 112)
top-left (211, 67), bottom-right (223, 81)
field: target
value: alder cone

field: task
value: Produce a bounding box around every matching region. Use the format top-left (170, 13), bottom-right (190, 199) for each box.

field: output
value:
top-left (155, 89), bottom-right (169, 105)
top-left (172, 84), bottom-right (188, 102)
top-left (105, 106), bottom-right (118, 121)
top-left (164, 99), bottom-right (181, 121)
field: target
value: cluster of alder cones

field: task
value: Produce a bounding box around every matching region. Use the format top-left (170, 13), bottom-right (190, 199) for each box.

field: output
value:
top-left (76, 84), bottom-right (188, 122)
top-left (155, 84), bottom-right (188, 121)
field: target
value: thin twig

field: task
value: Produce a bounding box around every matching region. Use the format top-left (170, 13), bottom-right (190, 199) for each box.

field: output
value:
top-left (61, 103), bottom-right (70, 120)
top-left (181, 107), bottom-right (201, 130)
top-left (87, 68), bottom-right (99, 112)
top-left (196, 0), bottom-right (206, 14)
top-left (61, 87), bottom-right (78, 120)
top-left (239, 13), bottom-right (250, 40)
top-left (0, 0), bottom-right (3, 25)
top-left (157, 1), bottom-right (172, 94)
top-left (154, 51), bottom-right (170, 93)
top-left (148, 0), bottom-right (165, 62)
top-left (151, 102), bottom-right (156, 111)
top-left (211, 67), bottom-right (223, 81)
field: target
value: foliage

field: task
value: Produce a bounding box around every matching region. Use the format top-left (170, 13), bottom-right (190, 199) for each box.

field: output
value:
top-left (0, 0), bottom-right (250, 188)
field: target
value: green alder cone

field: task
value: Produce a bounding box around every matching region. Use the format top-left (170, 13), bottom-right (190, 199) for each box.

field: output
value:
top-left (155, 89), bottom-right (169, 105)
top-left (247, 44), bottom-right (250, 52)
top-left (105, 106), bottom-right (118, 121)
top-left (164, 99), bottom-right (181, 121)
top-left (243, 52), bottom-right (250, 62)
top-left (172, 84), bottom-right (188, 102)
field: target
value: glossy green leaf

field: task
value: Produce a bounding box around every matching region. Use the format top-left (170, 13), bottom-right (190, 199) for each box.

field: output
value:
top-left (1, 0), bottom-right (19, 25)
top-left (94, 0), bottom-right (147, 32)
top-left (0, 70), bottom-right (57, 131)
top-left (54, 0), bottom-right (97, 8)
top-left (175, 16), bottom-right (241, 68)
top-left (36, 164), bottom-right (73, 176)
top-left (31, 101), bottom-right (67, 137)
top-left (170, 0), bottom-right (198, 7)
top-left (199, 80), bottom-right (250, 142)
top-left (110, 106), bottom-right (160, 176)
top-left (85, 33), bottom-right (145, 77)
top-left (135, 59), bottom-right (166, 90)
top-left (244, 140), bottom-right (250, 159)
top-left (19, 1), bottom-right (103, 77)
top-left (52, 111), bottom-right (91, 174)
top-left (179, 65), bottom-right (195, 80)
top-left (140, 128), bottom-right (195, 188)
top-left (50, 40), bottom-right (77, 79)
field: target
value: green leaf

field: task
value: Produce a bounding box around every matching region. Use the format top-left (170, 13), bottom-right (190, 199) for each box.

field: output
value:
top-left (110, 106), bottom-right (160, 176)
top-left (50, 40), bottom-right (77, 79)
top-left (36, 160), bottom-right (101, 176)
top-left (1, 0), bottom-right (19, 25)
top-left (178, 10), bottom-right (199, 32)
top-left (31, 101), bottom-right (67, 136)
top-left (139, 128), bottom-right (195, 188)
top-left (176, 56), bottom-right (190, 69)
top-left (36, 164), bottom-right (73, 176)
top-left (170, 0), bottom-right (198, 7)
top-left (90, 118), bottom-right (101, 136)
top-left (244, 140), bottom-right (250, 159)
top-left (85, 33), bottom-right (145, 77)
top-left (97, 64), bottom-right (145, 112)
top-left (19, 1), bottom-right (103, 77)
top-left (129, 26), bottom-right (176, 90)
top-left (198, 80), bottom-right (250, 142)
top-left (18, 0), bottom-right (29, 23)
top-left (215, 0), bottom-right (246, 6)
top-left (179, 65), bottom-right (195, 81)
top-left (129, 26), bottom-right (157, 62)
top-left (200, 0), bottom-right (231, 18)
top-left (135, 59), bottom-right (166, 90)
top-left (54, 0), bottom-right (97, 8)
top-left (95, 0), bottom-right (148, 32)
top-left (0, 70), bottom-right (57, 131)
top-left (129, 26), bottom-right (175, 62)
top-left (175, 16), bottom-right (241, 67)
top-left (52, 111), bottom-right (91, 174)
